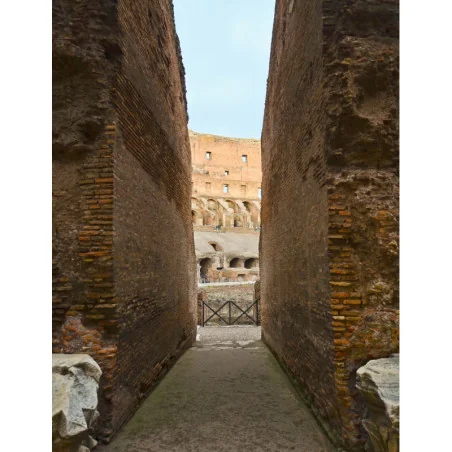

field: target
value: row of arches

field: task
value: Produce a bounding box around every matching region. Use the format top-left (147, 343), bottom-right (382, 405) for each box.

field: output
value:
top-left (199, 256), bottom-right (259, 281)
top-left (191, 197), bottom-right (260, 229)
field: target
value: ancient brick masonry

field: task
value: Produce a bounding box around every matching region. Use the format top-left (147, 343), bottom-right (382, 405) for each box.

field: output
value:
top-left (52, 0), bottom-right (196, 442)
top-left (260, 0), bottom-right (399, 450)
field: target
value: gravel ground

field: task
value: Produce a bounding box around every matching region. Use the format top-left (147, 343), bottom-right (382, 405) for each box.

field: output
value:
top-left (196, 325), bottom-right (261, 345)
top-left (100, 326), bottom-right (335, 452)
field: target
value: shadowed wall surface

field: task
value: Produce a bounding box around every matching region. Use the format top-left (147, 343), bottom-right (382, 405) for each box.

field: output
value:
top-left (260, 0), bottom-right (399, 449)
top-left (52, 0), bottom-right (196, 441)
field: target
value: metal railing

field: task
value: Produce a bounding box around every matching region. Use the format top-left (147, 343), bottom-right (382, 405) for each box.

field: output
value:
top-left (201, 300), bottom-right (259, 326)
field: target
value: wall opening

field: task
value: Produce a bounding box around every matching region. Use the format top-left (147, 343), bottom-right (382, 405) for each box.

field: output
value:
top-left (245, 258), bottom-right (258, 269)
top-left (199, 258), bottom-right (212, 282)
top-left (226, 200), bottom-right (238, 212)
top-left (234, 217), bottom-right (243, 227)
top-left (229, 257), bottom-right (242, 268)
top-left (209, 242), bottom-right (223, 252)
top-left (243, 201), bottom-right (253, 212)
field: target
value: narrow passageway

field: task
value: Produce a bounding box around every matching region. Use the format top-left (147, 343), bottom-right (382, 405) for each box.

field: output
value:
top-left (101, 327), bottom-right (335, 452)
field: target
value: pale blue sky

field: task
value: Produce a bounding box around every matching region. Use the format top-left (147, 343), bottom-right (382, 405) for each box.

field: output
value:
top-left (173, 0), bottom-right (275, 139)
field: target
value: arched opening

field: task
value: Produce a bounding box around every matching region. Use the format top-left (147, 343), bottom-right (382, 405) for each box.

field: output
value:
top-left (225, 199), bottom-right (238, 213)
top-left (192, 210), bottom-right (203, 225)
top-left (207, 199), bottom-right (218, 210)
top-left (199, 258), bottom-right (212, 283)
top-left (205, 212), bottom-right (214, 225)
top-left (209, 242), bottom-right (223, 252)
top-left (243, 201), bottom-right (253, 212)
top-left (245, 258), bottom-right (258, 269)
top-left (191, 197), bottom-right (201, 209)
top-left (237, 274), bottom-right (246, 282)
top-left (229, 257), bottom-right (242, 268)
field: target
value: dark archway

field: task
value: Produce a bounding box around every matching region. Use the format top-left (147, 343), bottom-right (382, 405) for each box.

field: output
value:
top-left (225, 199), bottom-right (238, 213)
top-left (229, 257), bottom-right (242, 268)
top-left (245, 258), bottom-right (258, 269)
top-left (233, 216), bottom-right (243, 227)
top-left (243, 201), bottom-right (253, 212)
top-left (199, 258), bottom-right (212, 283)
top-left (209, 242), bottom-right (223, 252)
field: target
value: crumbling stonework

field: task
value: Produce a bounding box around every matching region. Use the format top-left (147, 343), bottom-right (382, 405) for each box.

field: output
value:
top-left (261, 0), bottom-right (399, 449)
top-left (52, 354), bottom-right (102, 452)
top-left (195, 231), bottom-right (259, 283)
top-left (356, 354), bottom-right (399, 452)
top-left (53, 0), bottom-right (196, 442)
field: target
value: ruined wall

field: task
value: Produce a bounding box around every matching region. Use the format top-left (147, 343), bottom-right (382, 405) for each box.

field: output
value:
top-left (190, 131), bottom-right (262, 230)
top-left (52, 0), bottom-right (196, 442)
top-left (202, 283), bottom-right (255, 305)
top-left (191, 130), bottom-right (261, 199)
top-left (261, 0), bottom-right (399, 449)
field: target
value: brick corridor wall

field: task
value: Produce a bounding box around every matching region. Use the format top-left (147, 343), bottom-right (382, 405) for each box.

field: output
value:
top-left (111, 0), bottom-right (196, 432)
top-left (260, 0), bottom-right (338, 437)
top-left (323, 0), bottom-right (399, 446)
top-left (261, 0), bottom-right (399, 449)
top-left (52, 0), bottom-right (196, 442)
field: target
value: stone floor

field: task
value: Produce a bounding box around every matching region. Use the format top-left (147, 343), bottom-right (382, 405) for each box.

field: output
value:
top-left (100, 327), bottom-right (335, 452)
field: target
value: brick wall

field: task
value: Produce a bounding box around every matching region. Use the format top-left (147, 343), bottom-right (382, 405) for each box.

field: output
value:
top-left (52, 0), bottom-right (196, 442)
top-left (261, 0), bottom-right (399, 449)
top-left (191, 130), bottom-right (262, 200)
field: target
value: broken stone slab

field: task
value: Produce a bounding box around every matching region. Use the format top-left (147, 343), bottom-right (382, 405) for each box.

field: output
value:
top-left (356, 354), bottom-right (399, 452)
top-left (52, 354), bottom-right (102, 452)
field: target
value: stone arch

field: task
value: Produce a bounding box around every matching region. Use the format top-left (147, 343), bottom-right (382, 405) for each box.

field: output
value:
top-left (229, 257), bottom-right (243, 268)
top-left (192, 210), bottom-right (203, 225)
top-left (245, 258), bottom-right (259, 269)
top-left (243, 201), bottom-right (253, 212)
top-left (191, 197), bottom-right (200, 209)
top-left (233, 214), bottom-right (244, 227)
top-left (243, 201), bottom-right (259, 226)
top-left (204, 210), bottom-right (215, 226)
top-left (207, 198), bottom-right (218, 210)
top-left (199, 258), bottom-right (213, 282)
top-left (225, 199), bottom-right (239, 213)
top-left (208, 241), bottom-right (223, 252)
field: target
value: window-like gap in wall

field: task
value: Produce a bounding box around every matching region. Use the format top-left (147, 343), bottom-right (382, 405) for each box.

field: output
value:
top-left (209, 241), bottom-right (223, 252)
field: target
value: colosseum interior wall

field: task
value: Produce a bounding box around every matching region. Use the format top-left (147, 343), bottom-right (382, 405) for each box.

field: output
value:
top-left (191, 131), bottom-right (261, 283)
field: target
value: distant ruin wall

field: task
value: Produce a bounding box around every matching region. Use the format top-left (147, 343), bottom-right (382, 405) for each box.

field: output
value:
top-left (261, 0), bottom-right (399, 449)
top-left (52, 0), bottom-right (196, 442)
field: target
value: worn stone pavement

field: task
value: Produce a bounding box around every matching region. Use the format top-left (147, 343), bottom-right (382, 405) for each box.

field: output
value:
top-left (100, 326), bottom-right (335, 452)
